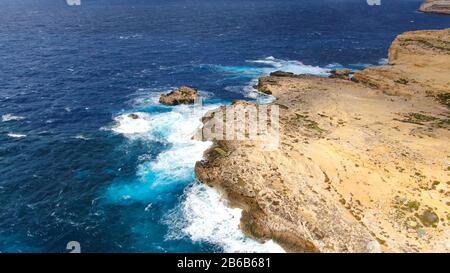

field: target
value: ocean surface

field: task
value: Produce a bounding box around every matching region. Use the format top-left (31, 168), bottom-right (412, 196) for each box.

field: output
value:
top-left (0, 0), bottom-right (449, 253)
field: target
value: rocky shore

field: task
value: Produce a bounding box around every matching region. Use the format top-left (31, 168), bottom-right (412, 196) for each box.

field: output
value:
top-left (195, 28), bottom-right (450, 252)
top-left (420, 0), bottom-right (450, 14)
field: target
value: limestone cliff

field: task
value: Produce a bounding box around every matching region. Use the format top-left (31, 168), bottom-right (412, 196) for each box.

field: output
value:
top-left (419, 0), bottom-right (450, 14)
top-left (195, 28), bottom-right (450, 253)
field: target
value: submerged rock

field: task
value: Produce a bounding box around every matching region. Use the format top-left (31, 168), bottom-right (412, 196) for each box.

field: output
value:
top-left (159, 86), bottom-right (198, 105)
top-left (128, 113), bottom-right (139, 120)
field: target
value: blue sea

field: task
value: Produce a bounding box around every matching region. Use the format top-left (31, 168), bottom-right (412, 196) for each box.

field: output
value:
top-left (0, 0), bottom-right (449, 253)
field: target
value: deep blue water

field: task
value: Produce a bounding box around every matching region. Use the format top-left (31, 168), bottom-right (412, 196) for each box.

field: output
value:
top-left (0, 0), bottom-right (449, 253)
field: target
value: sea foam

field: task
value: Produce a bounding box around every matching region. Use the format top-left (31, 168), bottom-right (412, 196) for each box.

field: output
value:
top-left (112, 112), bottom-right (153, 136)
top-left (212, 57), bottom-right (330, 102)
top-left (107, 103), bottom-right (217, 203)
top-left (136, 123), bottom-right (213, 189)
top-left (2, 114), bottom-right (25, 122)
top-left (249, 56), bottom-right (330, 76)
top-left (166, 182), bottom-right (285, 253)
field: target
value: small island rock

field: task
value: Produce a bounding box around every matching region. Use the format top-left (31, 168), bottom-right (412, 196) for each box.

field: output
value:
top-left (159, 86), bottom-right (198, 105)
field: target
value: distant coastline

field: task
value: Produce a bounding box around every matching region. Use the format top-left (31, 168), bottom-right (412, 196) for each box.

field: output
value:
top-left (419, 0), bottom-right (450, 14)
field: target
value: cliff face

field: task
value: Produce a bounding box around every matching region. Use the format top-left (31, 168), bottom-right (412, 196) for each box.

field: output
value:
top-left (194, 28), bottom-right (450, 253)
top-left (419, 0), bottom-right (450, 14)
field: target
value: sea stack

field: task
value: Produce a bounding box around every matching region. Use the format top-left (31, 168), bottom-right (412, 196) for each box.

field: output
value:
top-left (159, 86), bottom-right (198, 105)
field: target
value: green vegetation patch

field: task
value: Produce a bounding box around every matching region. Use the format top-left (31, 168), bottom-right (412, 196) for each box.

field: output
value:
top-left (433, 118), bottom-right (450, 130)
top-left (436, 93), bottom-right (450, 109)
top-left (405, 200), bottom-right (421, 211)
top-left (394, 78), bottom-right (409, 85)
top-left (304, 120), bottom-right (326, 134)
top-left (398, 113), bottom-right (438, 125)
top-left (293, 112), bottom-right (326, 134)
top-left (214, 147), bottom-right (227, 157)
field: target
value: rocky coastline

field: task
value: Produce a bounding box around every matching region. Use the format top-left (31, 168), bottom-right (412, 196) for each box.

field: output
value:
top-left (194, 28), bottom-right (450, 252)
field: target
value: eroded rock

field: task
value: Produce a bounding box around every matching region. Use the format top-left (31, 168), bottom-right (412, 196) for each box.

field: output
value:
top-left (159, 86), bottom-right (198, 105)
top-left (329, 68), bottom-right (352, 80)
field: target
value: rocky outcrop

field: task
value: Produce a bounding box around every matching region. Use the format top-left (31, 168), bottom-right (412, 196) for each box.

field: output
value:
top-left (159, 86), bottom-right (198, 105)
top-left (419, 0), bottom-right (450, 14)
top-left (195, 28), bottom-right (450, 252)
top-left (329, 68), bottom-right (352, 80)
top-left (352, 28), bottom-right (450, 96)
top-left (255, 76), bottom-right (277, 95)
top-left (270, 71), bottom-right (295, 77)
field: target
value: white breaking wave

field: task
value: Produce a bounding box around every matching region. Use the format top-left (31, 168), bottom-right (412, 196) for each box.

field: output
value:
top-left (242, 57), bottom-right (329, 102)
top-left (141, 104), bottom-right (217, 180)
top-left (7, 133), bottom-right (27, 138)
top-left (2, 114), bottom-right (25, 122)
top-left (378, 58), bottom-right (389, 65)
top-left (108, 103), bottom-right (218, 196)
top-left (242, 79), bottom-right (276, 104)
top-left (111, 112), bottom-right (153, 136)
top-left (147, 142), bottom-right (211, 182)
top-left (166, 182), bottom-right (285, 253)
top-left (209, 57), bottom-right (330, 102)
top-left (249, 56), bottom-right (330, 76)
